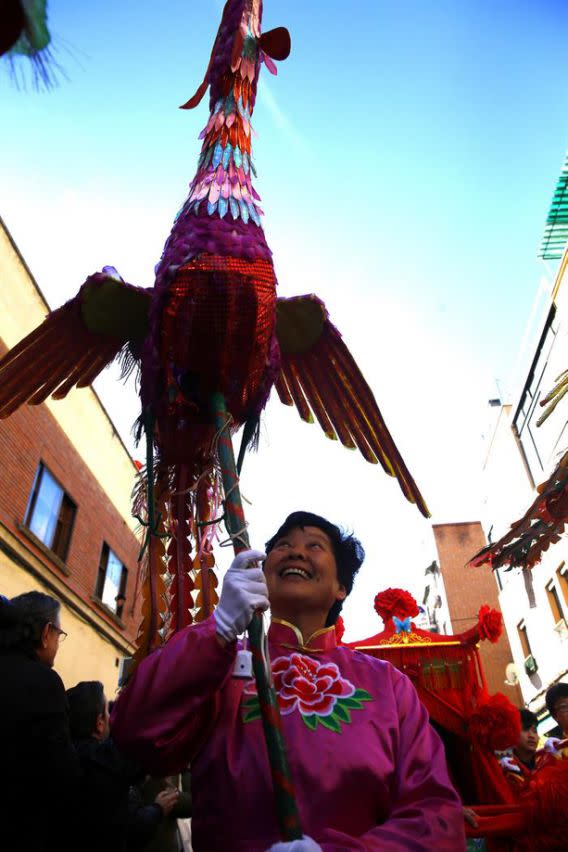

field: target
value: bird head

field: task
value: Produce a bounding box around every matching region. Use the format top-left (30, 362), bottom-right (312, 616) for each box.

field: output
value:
top-left (180, 0), bottom-right (291, 114)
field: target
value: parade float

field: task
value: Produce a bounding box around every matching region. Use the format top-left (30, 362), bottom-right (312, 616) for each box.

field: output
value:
top-left (346, 588), bottom-right (568, 848)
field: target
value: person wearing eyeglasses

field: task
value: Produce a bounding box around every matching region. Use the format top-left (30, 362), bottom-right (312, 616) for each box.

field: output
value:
top-left (0, 591), bottom-right (79, 851)
top-left (540, 683), bottom-right (568, 762)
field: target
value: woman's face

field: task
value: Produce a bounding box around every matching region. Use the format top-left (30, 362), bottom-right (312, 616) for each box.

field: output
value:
top-left (263, 526), bottom-right (346, 622)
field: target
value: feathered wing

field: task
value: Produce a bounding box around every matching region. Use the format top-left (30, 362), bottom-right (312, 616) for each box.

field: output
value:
top-left (0, 270), bottom-right (151, 418)
top-left (468, 450), bottom-right (568, 571)
top-left (274, 295), bottom-right (430, 518)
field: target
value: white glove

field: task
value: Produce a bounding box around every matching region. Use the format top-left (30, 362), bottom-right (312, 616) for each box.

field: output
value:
top-left (267, 838), bottom-right (322, 852)
top-left (542, 736), bottom-right (568, 756)
top-left (499, 755), bottom-right (521, 774)
top-left (214, 549), bottom-right (269, 642)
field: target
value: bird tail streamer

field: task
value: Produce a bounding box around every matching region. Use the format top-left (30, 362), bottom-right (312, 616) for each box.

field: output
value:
top-left (131, 440), bottom-right (224, 661)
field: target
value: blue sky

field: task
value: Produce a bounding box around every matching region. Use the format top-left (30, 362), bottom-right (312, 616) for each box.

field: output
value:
top-left (2, 1), bottom-right (568, 637)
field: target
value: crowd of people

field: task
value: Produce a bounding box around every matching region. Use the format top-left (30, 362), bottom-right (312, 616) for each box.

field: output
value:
top-left (1, 510), bottom-right (567, 851)
top-left (0, 591), bottom-right (191, 852)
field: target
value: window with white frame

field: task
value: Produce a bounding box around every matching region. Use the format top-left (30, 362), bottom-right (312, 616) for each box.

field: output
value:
top-left (25, 463), bottom-right (76, 561)
top-left (557, 562), bottom-right (568, 608)
top-left (546, 579), bottom-right (565, 626)
top-left (517, 621), bottom-right (532, 658)
top-left (95, 543), bottom-right (127, 618)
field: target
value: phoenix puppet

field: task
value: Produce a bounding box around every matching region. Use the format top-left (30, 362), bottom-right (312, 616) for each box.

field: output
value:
top-left (0, 0), bottom-right (429, 660)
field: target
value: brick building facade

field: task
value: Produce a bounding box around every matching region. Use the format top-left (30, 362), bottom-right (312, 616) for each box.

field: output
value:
top-left (432, 521), bottom-right (522, 704)
top-left (0, 217), bottom-right (141, 696)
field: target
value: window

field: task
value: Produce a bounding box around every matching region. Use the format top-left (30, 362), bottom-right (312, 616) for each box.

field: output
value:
top-left (557, 563), bottom-right (568, 607)
top-left (95, 544), bottom-right (127, 618)
top-left (517, 621), bottom-right (532, 658)
top-left (546, 580), bottom-right (565, 624)
top-left (25, 463), bottom-right (76, 561)
top-left (512, 307), bottom-right (559, 480)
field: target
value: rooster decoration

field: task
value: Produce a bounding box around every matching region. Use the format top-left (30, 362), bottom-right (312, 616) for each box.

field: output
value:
top-left (0, 0), bottom-right (428, 653)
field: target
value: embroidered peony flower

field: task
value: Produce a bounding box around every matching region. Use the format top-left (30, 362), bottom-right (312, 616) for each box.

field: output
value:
top-left (469, 693), bottom-right (521, 752)
top-left (334, 616), bottom-right (345, 644)
top-left (242, 653), bottom-right (372, 731)
top-left (374, 588), bottom-right (419, 624)
top-left (477, 605), bottom-right (503, 644)
top-left (271, 654), bottom-right (355, 717)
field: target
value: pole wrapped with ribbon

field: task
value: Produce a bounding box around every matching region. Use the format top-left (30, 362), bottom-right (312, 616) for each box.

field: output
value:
top-left (211, 391), bottom-right (303, 841)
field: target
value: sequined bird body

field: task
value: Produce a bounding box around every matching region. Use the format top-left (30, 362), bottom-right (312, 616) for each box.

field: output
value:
top-left (144, 0), bottom-right (281, 469)
top-left (0, 0), bottom-right (429, 662)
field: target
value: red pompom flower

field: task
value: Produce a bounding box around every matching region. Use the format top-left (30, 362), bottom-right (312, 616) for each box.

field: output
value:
top-left (469, 693), bottom-right (521, 751)
top-left (478, 605), bottom-right (503, 644)
top-left (334, 616), bottom-right (345, 644)
top-left (374, 588), bottom-right (419, 623)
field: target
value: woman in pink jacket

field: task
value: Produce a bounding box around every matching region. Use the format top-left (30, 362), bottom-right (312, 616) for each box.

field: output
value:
top-left (111, 511), bottom-right (465, 851)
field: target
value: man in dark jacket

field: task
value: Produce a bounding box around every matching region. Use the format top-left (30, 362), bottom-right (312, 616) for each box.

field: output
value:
top-left (67, 680), bottom-right (144, 852)
top-left (68, 680), bottom-right (184, 851)
top-left (0, 592), bottom-right (80, 852)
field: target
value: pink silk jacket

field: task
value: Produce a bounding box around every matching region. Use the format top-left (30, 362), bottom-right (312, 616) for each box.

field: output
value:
top-left (111, 616), bottom-right (466, 851)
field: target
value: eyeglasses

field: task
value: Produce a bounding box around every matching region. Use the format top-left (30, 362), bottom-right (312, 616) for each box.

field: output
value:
top-left (49, 623), bottom-right (68, 643)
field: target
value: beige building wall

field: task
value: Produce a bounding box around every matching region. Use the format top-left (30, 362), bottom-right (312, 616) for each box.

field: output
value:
top-left (0, 219), bottom-right (137, 532)
top-left (0, 217), bottom-right (140, 696)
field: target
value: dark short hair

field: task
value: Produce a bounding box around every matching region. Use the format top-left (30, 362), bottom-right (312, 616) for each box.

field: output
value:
top-left (545, 682), bottom-right (568, 717)
top-left (265, 511), bottom-right (365, 626)
top-left (66, 681), bottom-right (106, 740)
top-left (0, 591), bottom-right (60, 653)
top-left (520, 708), bottom-right (538, 730)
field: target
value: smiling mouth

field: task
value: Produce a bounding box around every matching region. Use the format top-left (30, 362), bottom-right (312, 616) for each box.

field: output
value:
top-left (280, 565), bottom-right (312, 580)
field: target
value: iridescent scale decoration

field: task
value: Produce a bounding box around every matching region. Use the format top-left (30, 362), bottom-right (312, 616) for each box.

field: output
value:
top-left (181, 10), bottom-right (274, 227)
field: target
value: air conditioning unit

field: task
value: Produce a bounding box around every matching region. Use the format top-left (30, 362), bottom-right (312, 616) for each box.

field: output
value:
top-left (524, 654), bottom-right (538, 675)
top-left (553, 618), bottom-right (568, 641)
top-left (504, 663), bottom-right (519, 686)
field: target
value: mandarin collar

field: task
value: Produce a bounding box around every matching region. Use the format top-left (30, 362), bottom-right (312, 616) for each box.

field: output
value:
top-left (268, 618), bottom-right (337, 654)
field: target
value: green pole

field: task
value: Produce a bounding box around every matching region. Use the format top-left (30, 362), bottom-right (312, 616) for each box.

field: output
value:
top-left (211, 391), bottom-right (303, 841)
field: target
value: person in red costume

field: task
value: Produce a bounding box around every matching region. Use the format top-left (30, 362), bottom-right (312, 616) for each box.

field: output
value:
top-left (500, 709), bottom-right (541, 796)
top-left (111, 511), bottom-right (465, 851)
